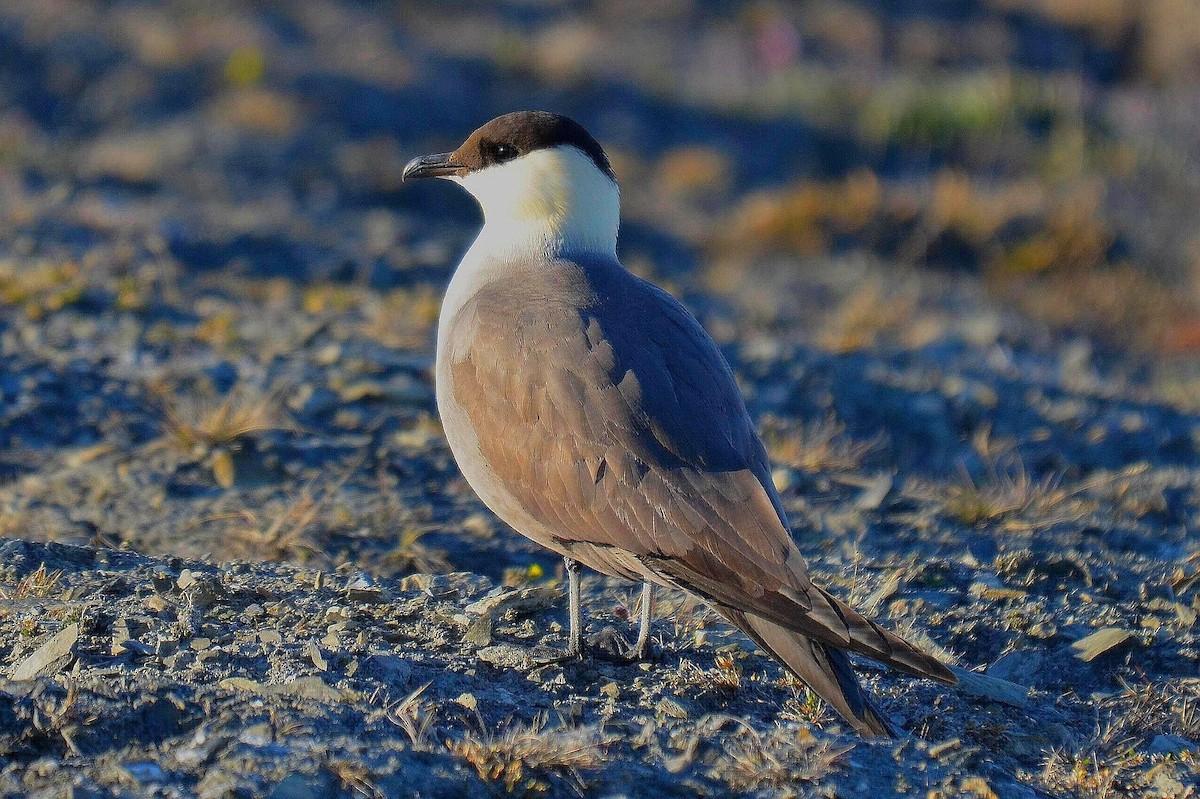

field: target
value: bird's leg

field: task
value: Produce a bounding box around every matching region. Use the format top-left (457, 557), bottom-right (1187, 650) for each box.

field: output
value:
top-left (631, 582), bottom-right (654, 660)
top-left (564, 556), bottom-right (584, 657)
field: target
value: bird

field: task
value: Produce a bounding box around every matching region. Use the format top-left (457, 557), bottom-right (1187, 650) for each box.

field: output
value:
top-left (402, 110), bottom-right (956, 737)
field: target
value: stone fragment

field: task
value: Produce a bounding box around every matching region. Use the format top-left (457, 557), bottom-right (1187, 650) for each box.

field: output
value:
top-left (855, 472), bottom-right (892, 510)
top-left (399, 572), bottom-right (492, 598)
top-left (463, 613), bottom-right (493, 647)
top-left (465, 585), bottom-right (560, 618)
top-left (950, 666), bottom-right (1030, 708)
top-left (985, 651), bottom-right (1043, 686)
top-left (10, 623), bottom-right (78, 681)
top-left (177, 569), bottom-right (198, 591)
top-left (476, 644), bottom-right (535, 671)
top-left (1071, 628), bottom-right (1134, 662)
top-left (304, 641), bottom-right (328, 672)
top-left (1149, 734), bottom-right (1196, 756)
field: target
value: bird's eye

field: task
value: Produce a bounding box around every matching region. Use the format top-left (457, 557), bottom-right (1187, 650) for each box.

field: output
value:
top-left (492, 143), bottom-right (518, 163)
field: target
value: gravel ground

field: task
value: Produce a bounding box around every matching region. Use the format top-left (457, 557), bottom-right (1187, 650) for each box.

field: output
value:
top-left (2, 1), bottom-right (1200, 797)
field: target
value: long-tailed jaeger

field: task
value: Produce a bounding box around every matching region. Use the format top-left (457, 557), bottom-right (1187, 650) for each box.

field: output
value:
top-left (403, 110), bottom-right (956, 737)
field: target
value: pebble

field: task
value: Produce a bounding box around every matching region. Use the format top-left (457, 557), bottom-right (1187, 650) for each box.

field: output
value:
top-left (1070, 628), bottom-right (1134, 662)
top-left (950, 666), bottom-right (1030, 708)
top-left (9, 623), bottom-right (78, 681)
top-left (464, 584), bottom-right (560, 618)
top-left (463, 613), bottom-right (493, 647)
top-left (400, 572), bottom-right (492, 598)
top-left (985, 651), bottom-right (1043, 686)
top-left (1148, 734), bottom-right (1196, 756)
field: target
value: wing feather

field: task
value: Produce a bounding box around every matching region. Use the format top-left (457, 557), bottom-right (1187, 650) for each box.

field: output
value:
top-left (445, 257), bottom-right (952, 682)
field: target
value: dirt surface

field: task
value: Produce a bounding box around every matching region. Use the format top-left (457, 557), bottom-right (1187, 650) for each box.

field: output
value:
top-left (1, 1), bottom-right (1199, 797)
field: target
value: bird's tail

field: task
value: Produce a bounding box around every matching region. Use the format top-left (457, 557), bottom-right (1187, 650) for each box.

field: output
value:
top-left (723, 609), bottom-right (897, 738)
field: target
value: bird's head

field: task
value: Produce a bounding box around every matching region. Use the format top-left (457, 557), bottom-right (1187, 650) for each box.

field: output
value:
top-left (403, 111), bottom-right (619, 257)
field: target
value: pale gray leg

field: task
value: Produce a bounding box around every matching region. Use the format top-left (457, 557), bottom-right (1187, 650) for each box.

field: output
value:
top-left (564, 557), bottom-right (583, 657)
top-left (632, 582), bottom-right (654, 660)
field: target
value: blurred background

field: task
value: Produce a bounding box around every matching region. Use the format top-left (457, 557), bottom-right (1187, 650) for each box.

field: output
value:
top-left (5, 1), bottom-right (1200, 352)
top-left (2, 0), bottom-right (1200, 575)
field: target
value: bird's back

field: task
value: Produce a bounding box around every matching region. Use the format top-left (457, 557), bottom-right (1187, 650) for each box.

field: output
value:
top-left (435, 252), bottom-right (954, 737)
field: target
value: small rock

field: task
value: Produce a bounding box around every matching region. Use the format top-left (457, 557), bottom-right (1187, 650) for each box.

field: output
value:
top-left (259, 629), bottom-right (283, 646)
top-left (928, 738), bottom-right (961, 759)
top-left (958, 776), bottom-right (998, 799)
top-left (218, 676), bottom-right (345, 703)
top-left (10, 623), bottom-right (79, 681)
top-left (951, 666), bottom-right (1030, 708)
top-left (400, 572), bottom-right (492, 598)
top-left (477, 644), bottom-right (535, 671)
top-left (304, 641), bottom-right (328, 672)
top-left (454, 692), bottom-right (478, 712)
top-left (114, 639), bottom-right (155, 657)
top-left (986, 651), bottom-right (1043, 686)
top-left (189, 637), bottom-right (213, 651)
top-left (364, 654), bottom-right (411, 685)
top-left (270, 774), bottom-right (319, 799)
top-left (1149, 734), bottom-right (1196, 756)
top-left (465, 585), bottom-right (560, 618)
top-left (1150, 770), bottom-right (1190, 799)
top-left (854, 472), bottom-right (893, 510)
top-left (238, 722), bottom-right (274, 747)
top-left (124, 762), bottom-right (167, 783)
top-left (655, 698), bottom-right (689, 720)
top-left (1071, 628), bottom-right (1134, 662)
top-left (527, 665), bottom-right (565, 686)
top-left (177, 569), bottom-right (199, 591)
top-left (464, 613), bottom-right (493, 647)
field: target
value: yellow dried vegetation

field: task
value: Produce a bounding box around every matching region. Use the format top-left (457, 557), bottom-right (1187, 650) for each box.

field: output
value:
top-left (447, 715), bottom-right (611, 796)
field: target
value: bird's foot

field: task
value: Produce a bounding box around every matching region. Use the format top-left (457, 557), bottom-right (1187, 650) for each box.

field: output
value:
top-left (528, 644), bottom-right (585, 667)
top-left (528, 627), bottom-right (653, 666)
top-left (586, 626), bottom-right (655, 663)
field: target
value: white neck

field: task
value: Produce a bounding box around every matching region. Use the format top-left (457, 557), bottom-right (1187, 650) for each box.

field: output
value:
top-left (451, 145), bottom-right (620, 260)
top-left (436, 145), bottom-right (621, 357)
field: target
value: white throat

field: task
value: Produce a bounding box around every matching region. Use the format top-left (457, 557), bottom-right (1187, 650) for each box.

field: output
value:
top-left (436, 145), bottom-right (621, 363)
top-left (452, 145), bottom-right (619, 261)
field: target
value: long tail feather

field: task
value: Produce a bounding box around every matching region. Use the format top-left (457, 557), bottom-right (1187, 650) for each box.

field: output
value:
top-left (724, 609), bottom-right (897, 738)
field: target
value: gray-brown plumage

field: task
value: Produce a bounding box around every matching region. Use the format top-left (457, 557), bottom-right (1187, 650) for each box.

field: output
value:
top-left (404, 111), bottom-right (956, 737)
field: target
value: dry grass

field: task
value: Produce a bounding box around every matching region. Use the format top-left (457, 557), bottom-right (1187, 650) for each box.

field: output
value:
top-left (1040, 746), bottom-right (1147, 799)
top-left (211, 453), bottom-right (365, 565)
top-left (381, 524), bottom-right (451, 575)
top-left (0, 562), bottom-right (64, 600)
top-left (817, 278), bottom-right (919, 353)
top-left (447, 714), bottom-right (610, 796)
top-left (366, 469), bottom-right (451, 576)
top-left (1039, 676), bottom-right (1200, 797)
top-left (1002, 263), bottom-right (1186, 353)
top-left (155, 382), bottom-right (287, 453)
top-left (326, 758), bottom-right (384, 799)
top-left (779, 686), bottom-right (836, 731)
top-left (987, 0), bottom-right (1200, 82)
top-left (761, 414), bottom-right (883, 474)
top-left (358, 286), bottom-right (441, 351)
top-left (909, 458), bottom-right (1096, 532)
top-left (384, 682), bottom-right (438, 751)
top-left (0, 258), bottom-right (88, 321)
top-left (710, 169), bottom-right (881, 265)
top-left (711, 722), bottom-right (850, 795)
